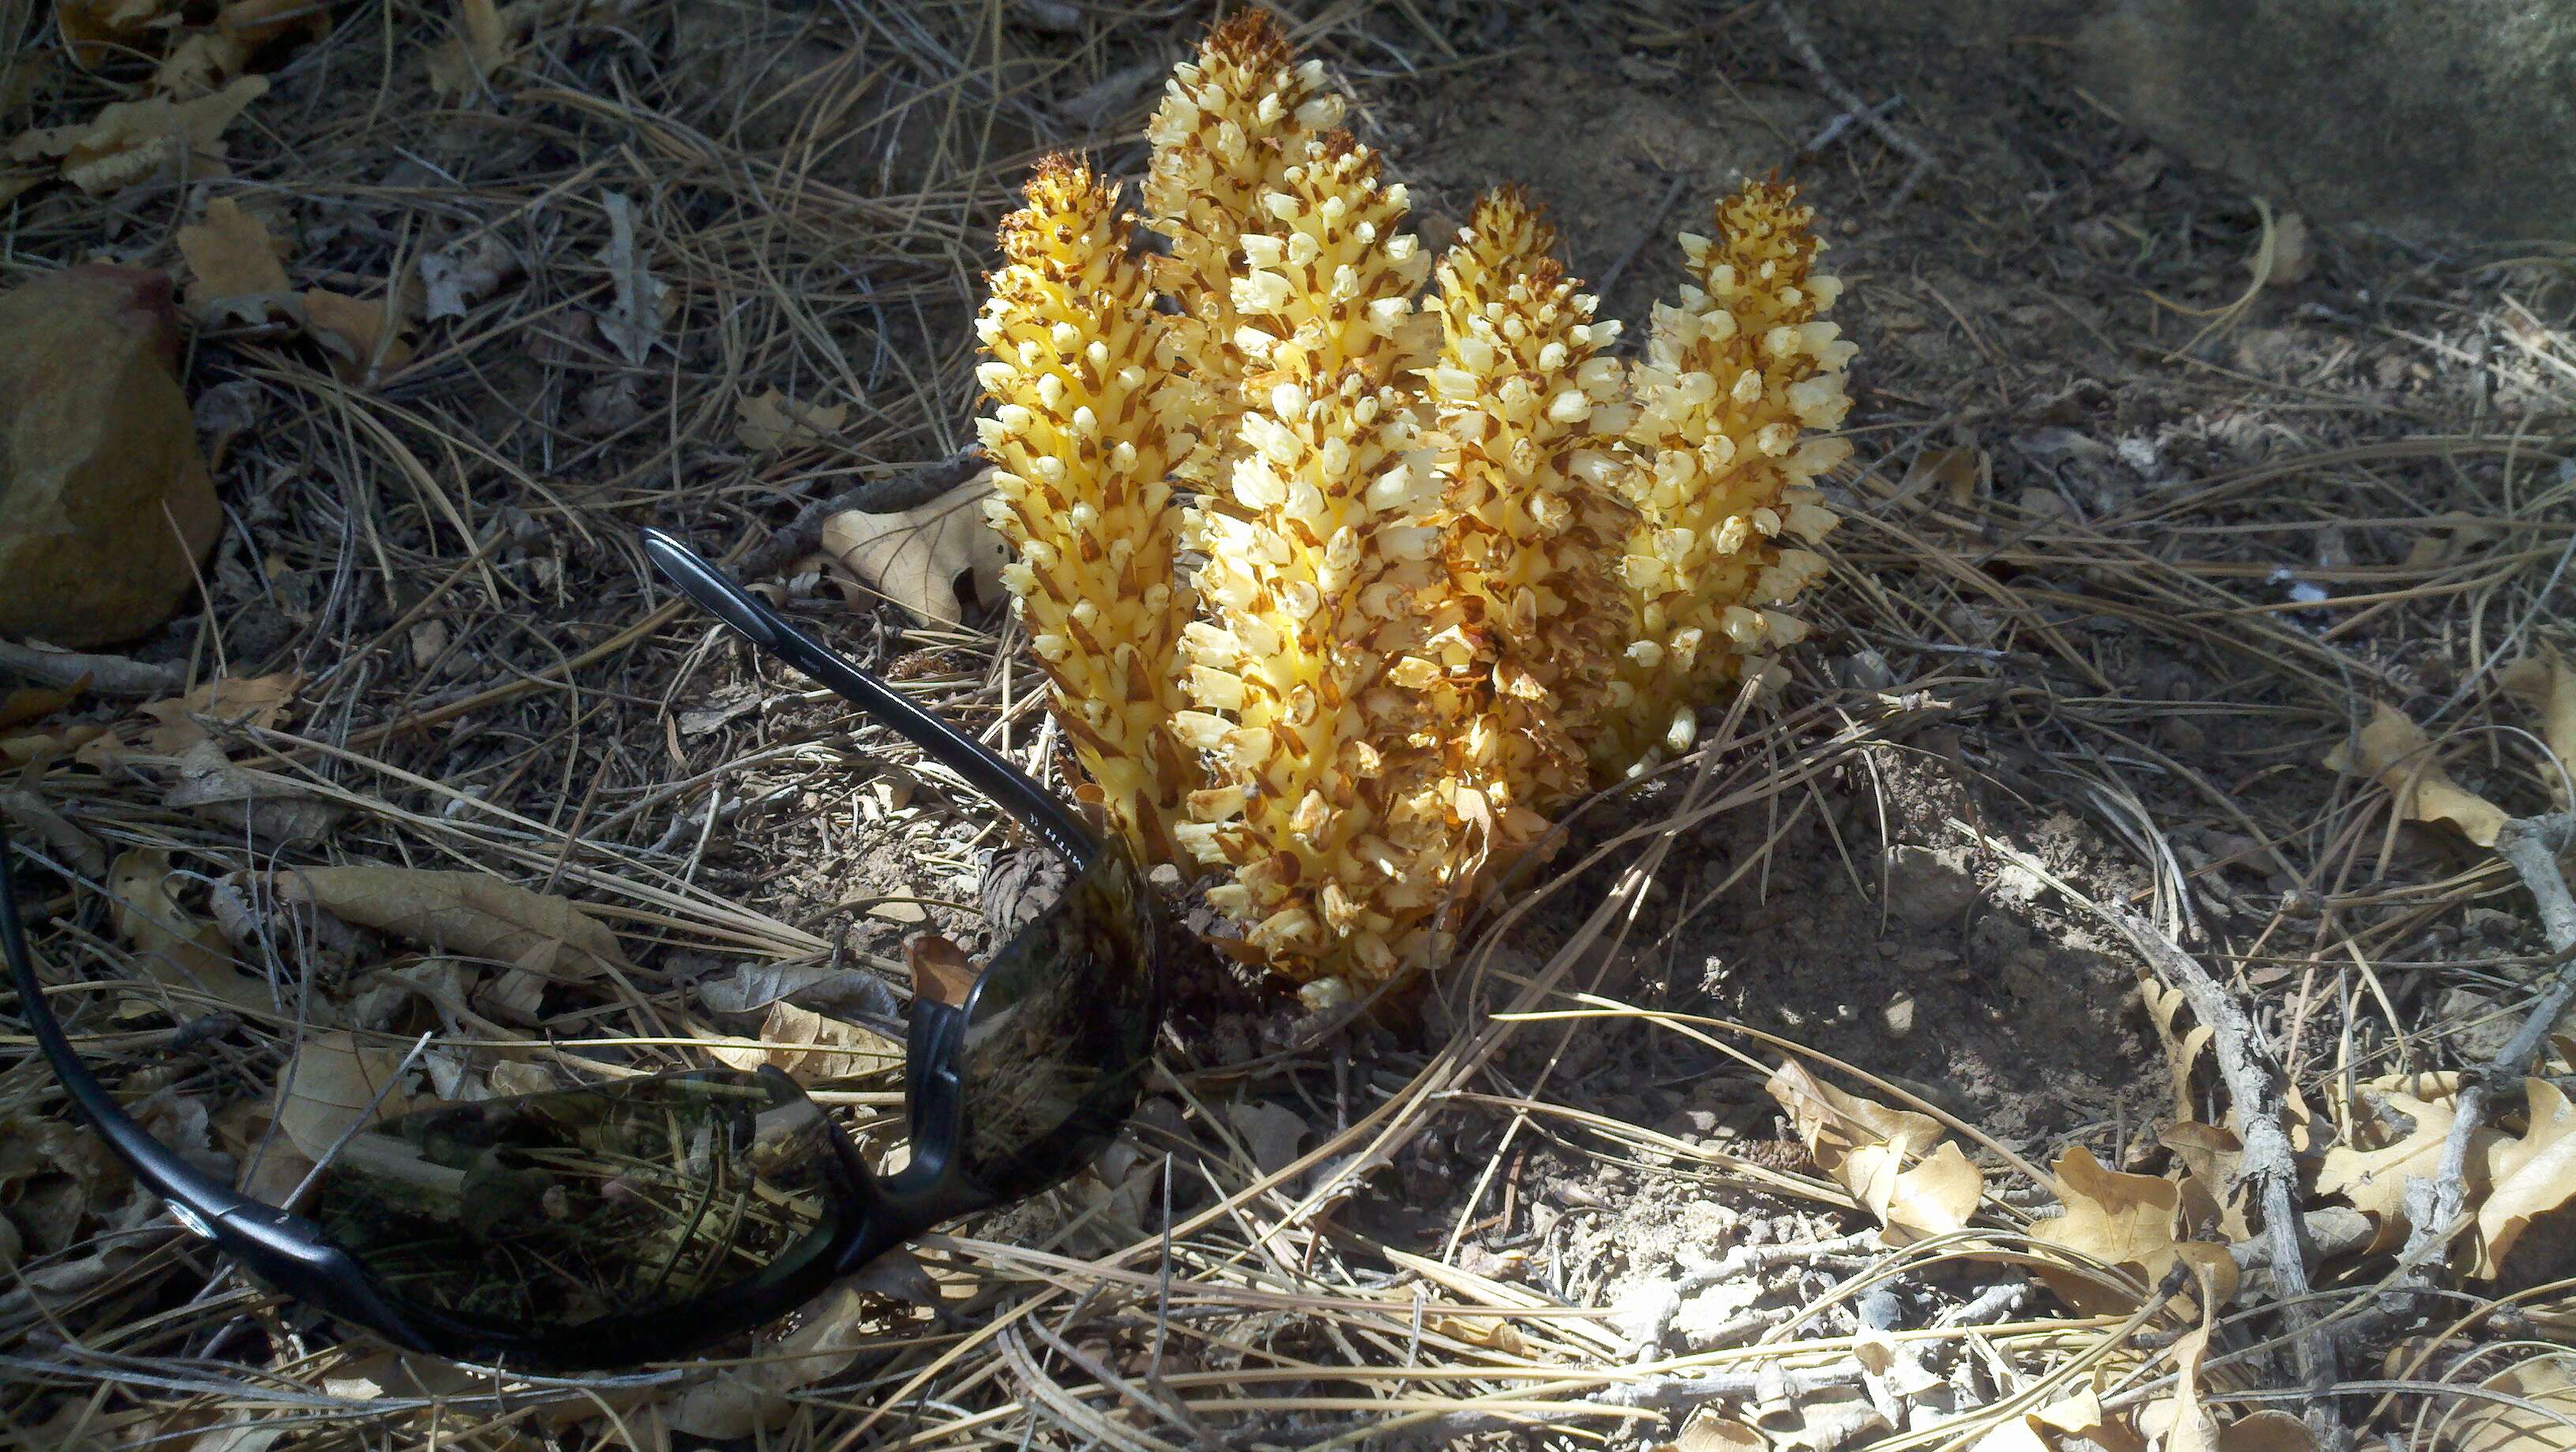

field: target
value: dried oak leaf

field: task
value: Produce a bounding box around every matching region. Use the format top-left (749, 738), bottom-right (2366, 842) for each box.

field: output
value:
top-left (135, 670), bottom-right (300, 754)
top-left (734, 387), bottom-right (848, 452)
top-left (2500, 649), bottom-right (2576, 807)
top-left (424, 0), bottom-right (518, 98)
top-left (2033, 1146), bottom-right (2239, 1316)
top-left (0, 265), bottom-right (220, 648)
top-left (270, 863), bottom-right (635, 978)
top-left (2439, 1352), bottom-right (2576, 1452)
top-left (702, 1001), bottom-right (900, 1085)
top-left (819, 472), bottom-right (1007, 624)
top-left (176, 195), bottom-right (291, 325)
top-left (301, 287), bottom-right (417, 381)
top-left (2323, 700), bottom-right (2507, 847)
top-left (2471, 1077), bottom-right (2576, 1280)
top-left (273, 1028), bottom-right (419, 1162)
top-left (9, 75), bottom-right (266, 195)
top-left (107, 845), bottom-right (273, 1016)
top-left (56, 0), bottom-right (182, 69)
top-left (1765, 1060), bottom-right (1983, 1244)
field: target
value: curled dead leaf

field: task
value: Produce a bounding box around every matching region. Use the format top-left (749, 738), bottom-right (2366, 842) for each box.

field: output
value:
top-left (2500, 649), bottom-right (2576, 806)
top-left (2323, 701), bottom-right (2507, 847)
top-left (1765, 1060), bottom-right (1983, 1244)
top-left (820, 472), bottom-right (1008, 624)
top-left (702, 1001), bottom-right (900, 1084)
top-left (8, 75), bottom-right (266, 195)
top-left (108, 847), bottom-right (273, 1016)
top-left (268, 863), bottom-right (635, 977)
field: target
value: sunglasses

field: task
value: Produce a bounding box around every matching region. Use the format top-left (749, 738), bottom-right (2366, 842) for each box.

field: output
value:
top-left (0, 527), bottom-right (1163, 1369)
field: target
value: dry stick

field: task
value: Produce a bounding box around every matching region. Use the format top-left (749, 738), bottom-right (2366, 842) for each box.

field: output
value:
top-left (2397, 810), bottom-right (2576, 1284)
top-left (732, 447), bottom-right (987, 580)
top-left (1768, 2), bottom-right (1941, 208)
top-left (0, 640), bottom-right (186, 698)
top-left (2108, 908), bottom-right (2343, 1439)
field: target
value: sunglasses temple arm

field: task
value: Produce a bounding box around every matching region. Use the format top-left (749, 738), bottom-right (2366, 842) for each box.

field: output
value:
top-left (0, 821), bottom-right (267, 1229)
top-left (638, 528), bottom-right (1095, 869)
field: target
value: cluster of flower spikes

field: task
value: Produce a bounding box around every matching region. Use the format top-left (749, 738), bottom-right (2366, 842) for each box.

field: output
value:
top-left (1424, 186), bottom-right (1642, 855)
top-left (977, 11), bottom-right (1855, 988)
top-left (973, 157), bottom-right (1197, 863)
top-left (1604, 179), bottom-right (1852, 769)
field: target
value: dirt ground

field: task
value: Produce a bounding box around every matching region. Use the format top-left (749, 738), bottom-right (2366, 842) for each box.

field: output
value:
top-left (3, 2), bottom-right (2574, 1450)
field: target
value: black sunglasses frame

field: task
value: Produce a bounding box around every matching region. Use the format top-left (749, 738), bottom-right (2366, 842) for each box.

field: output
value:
top-left (0, 527), bottom-right (1163, 1369)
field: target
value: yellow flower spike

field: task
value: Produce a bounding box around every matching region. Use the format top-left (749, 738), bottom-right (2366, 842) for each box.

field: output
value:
top-left (975, 155), bottom-right (1196, 864)
top-left (1427, 186), bottom-right (1640, 843)
top-left (1606, 178), bottom-right (1854, 768)
top-left (1175, 132), bottom-right (1455, 986)
top-left (1144, 9), bottom-right (1345, 489)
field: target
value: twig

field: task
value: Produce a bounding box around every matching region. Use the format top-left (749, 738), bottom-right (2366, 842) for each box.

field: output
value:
top-left (2395, 811), bottom-right (2576, 1284)
top-left (1769, 2), bottom-right (1941, 208)
top-left (2110, 907), bottom-right (2344, 1443)
top-left (731, 449), bottom-right (986, 580)
top-left (0, 640), bottom-right (186, 698)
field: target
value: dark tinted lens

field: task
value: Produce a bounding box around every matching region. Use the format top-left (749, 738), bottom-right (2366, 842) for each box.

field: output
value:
top-left (956, 843), bottom-right (1158, 1199)
top-left (314, 1070), bottom-right (851, 1334)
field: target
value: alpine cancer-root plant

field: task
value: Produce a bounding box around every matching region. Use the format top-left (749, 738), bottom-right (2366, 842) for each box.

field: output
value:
top-left (976, 11), bottom-right (1853, 989)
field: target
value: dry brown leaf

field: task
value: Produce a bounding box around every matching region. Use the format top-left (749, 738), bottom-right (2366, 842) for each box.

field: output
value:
top-left (136, 671), bottom-right (300, 754)
top-left (57, 0), bottom-right (180, 69)
top-left (2218, 1411), bottom-right (2317, 1452)
top-left (2323, 700), bottom-right (2507, 847)
top-left (1225, 1098), bottom-right (1309, 1176)
top-left (0, 675), bottom-right (87, 730)
top-left (107, 847), bottom-right (272, 1017)
top-left (1765, 1060), bottom-right (1983, 1244)
top-left (9, 75), bottom-right (267, 195)
top-left (1669, 1412), bottom-right (1766, 1452)
top-left (271, 865), bottom-right (634, 978)
top-left (425, 0), bottom-right (518, 98)
top-left (2032, 1146), bottom-right (2239, 1315)
top-left (590, 190), bottom-right (669, 365)
top-left (215, 0), bottom-right (332, 49)
top-left (702, 1001), bottom-right (900, 1084)
top-left (2500, 649), bottom-right (2576, 806)
top-left (151, 32), bottom-right (251, 98)
top-left (301, 287), bottom-right (417, 381)
top-left (211, 1097), bottom-right (308, 1203)
top-left (2470, 1077), bottom-right (2576, 1279)
top-left (2439, 1352), bottom-right (2576, 1452)
top-left (2143, 975), bottom-right (2214, 1122)
top-left (176, 196), bottom-right (290, 319)
top-left (2253, 211), bottom-right (2312, 288)
top-left (273, 1029), bottom-right (419, 1162)
top-left (820, 473), bottom-right (1008, 624)
top-left (735, 387), bottom-right (849, 451)
top-left (0, 267), bottom-right (219, 648)
top-left (2315, 1079), bottom-right (2480, 1261)
top-left (666, 1283), bottom-right (881, 1438)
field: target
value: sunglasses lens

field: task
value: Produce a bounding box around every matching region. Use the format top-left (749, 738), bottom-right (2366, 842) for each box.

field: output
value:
top-left (954, 844), bottom-right (1158, 1200)
top-left (315, 1070), bottom-right (852, 1334)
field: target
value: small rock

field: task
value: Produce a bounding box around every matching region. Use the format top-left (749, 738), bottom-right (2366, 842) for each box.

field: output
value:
top-left (1881, 994), bottom-right (1917, 1039)
top-left (1885, 845), bottom-right (1983, 928)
